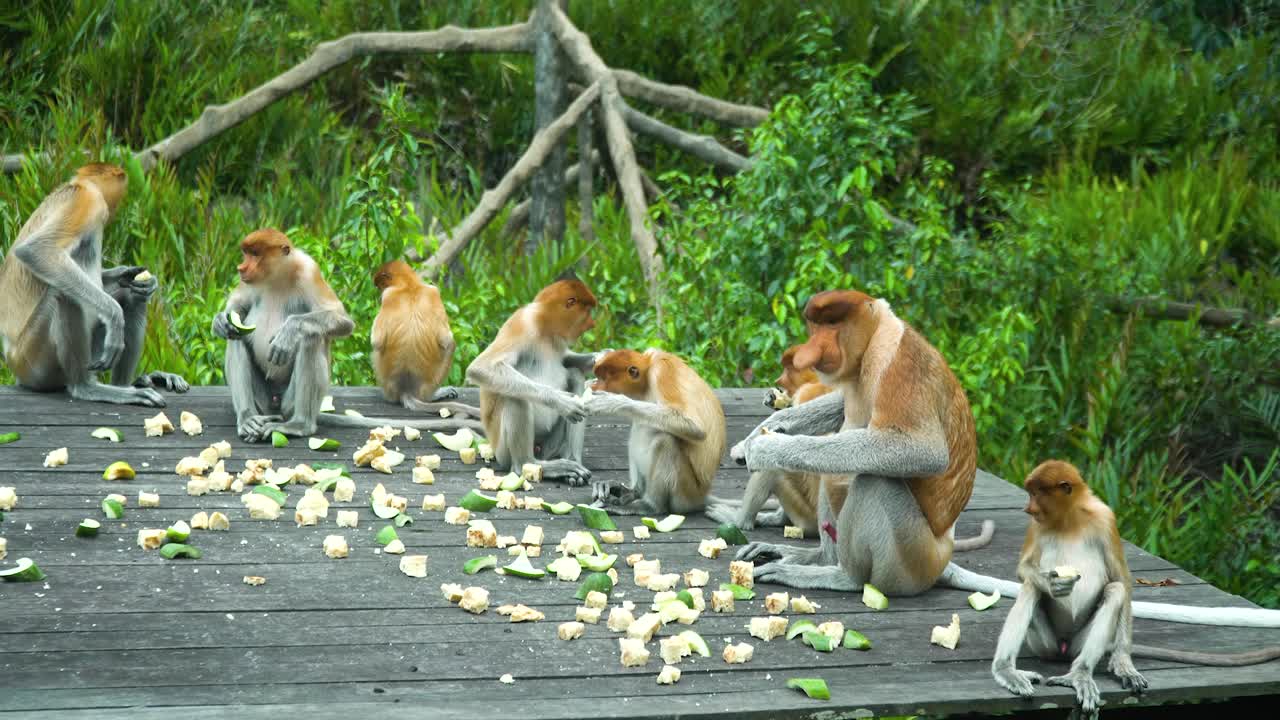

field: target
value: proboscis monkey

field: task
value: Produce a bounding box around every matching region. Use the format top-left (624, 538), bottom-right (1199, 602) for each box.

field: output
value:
top-left (992, 461), bottom-right (1280, 714)
top-left (729, 291), bottom-right (1280, 627)
top-left (371, 260), bottom-right (479, 417)
top-left (586, 349), bottom-right (726, 515)
top-left (465, 277), bottom-right (599, 484)
top-left (0, 163), bottom-right (188, 405)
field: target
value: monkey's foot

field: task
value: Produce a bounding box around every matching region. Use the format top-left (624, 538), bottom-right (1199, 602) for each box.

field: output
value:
top-left (429, 386), bottom-right (459, 402)
top-left (69, 382), bottom-right (165, 408)
top-left (591, 479), bottom-right (630, 505)
top-left (736, 541), bottom-right (803, 563)
top-left (1046, 670), bottom-right (1102, 713)
top-left (753, 563), bottom-right (861, 591)
top-left (993, 666), bottom-right (1043, 697)
top-left (239, 415), bottom-right (285, 442)
top-left (133, 371), bottom-right (190, 393)
top-left (541, 459), bottom-right (592, 486)
top-left (1108, 655), bottom-right (1148, 695)
top-left (703, 502), bottom-right (748, 529)
top-left (755, 507), bottom-right (788, 527)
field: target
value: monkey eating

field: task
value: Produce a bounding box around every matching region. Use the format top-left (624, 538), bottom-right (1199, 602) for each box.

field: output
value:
top-left (0, 162), bottom-right (188, 405)
top-left (992, 460), bottom-right (1280, 715)
top-left (371, 260), bottom-right (479, 418)
top-left (465, 277), bottom-right (599, 485)
top-left (586, 349), bottom-right (726, 515)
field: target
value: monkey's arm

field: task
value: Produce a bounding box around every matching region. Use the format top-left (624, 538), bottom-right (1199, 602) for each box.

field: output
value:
top-left (743, 422), bottom-right (948, 477)
top-left (730, 390), bottom-right (844, 463)
top-left (466, 352), bottom-right (585, 419)
top-left (586, 392), bottom-right (705, 441)
top-left (562, 351), bottom-right (601, 373)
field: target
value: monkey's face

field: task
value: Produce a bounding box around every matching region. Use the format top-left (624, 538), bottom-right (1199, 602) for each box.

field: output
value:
top-left (77, 163), bottom-right (127, 216)
top-left (1023, 460), bottom-right (1085, 525)
top-left (774, 345), bottom-right (819, 393)
top-left (591, 350), bottom-right (649, 398)
top-left (794, 290), bottom-right (877, 379)
top-left (237, 229), bottom-right (292, 285)
top-left (374, 260), bottom-right (414, 292)
top-left (536, 279), bottom-right (598, 341)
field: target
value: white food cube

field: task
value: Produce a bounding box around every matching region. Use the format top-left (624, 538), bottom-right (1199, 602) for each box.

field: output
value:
top-left (403, 427), bottom-right (422, 441)
top-left (522, 496), bottom-right (544, 510)
top-left (749, 616), bottom-right (788, 641)
top-left (459, 586), bottom-right (489, 614)
top-left (791, 595), bottom-right (819, 614)
top-left (525, 545), bottom-right (542, 557)
top-left (323, 535), bottom-right (349, 559)
top-left (645, 573), bottom-right (680, 592)
top-left (722, 642), bottom-right (754, 664)
top-left (207, 470), bottom-right (232, 492)
top-left (817, 621), bottom-right (845, 642)
top-left (186, 478), bottom-right (209, 496)
top-left (478, 477), bottom-right (500, 491)
top-left (632, 525), bottom-right (650, 540)
top-left (208, 512), bottom-right (230, 530)
top-left (136, 529), bottom-right (165, 549)
top-left (444, 507), bottom-right (471, 525)
top-left (144, 412), bottom-right (173, 436)
top-left (475, 467), bottom-right (496, 482)
top-left (619, 638), bottom-right (650, 667)
top-left (421, 494), bottom-right (446, 511)
top-left (138, 491), bottom-right (160, 508)
top-left (294, 509), bottom-right (318, 526)
top-left (399, 554), bottom-right (428, 577)
top-left (412, 467), bottom-right (435, 485)
top-left (520, 463), bottom-right (542, 482)
top-left (555, 558), bottom-right (583, 582)
top-left (212, 440), bottom-right (232, 459)
top-left (656, 665), bottom-right (681, 685)
top-left (626, 553), bottom-right (645, 567)
top-left (243, 494), bottom-right (280, 520)
top-left (930, 613), bottom-right (961, 650)
top-left (105, 493), bottom-right (126, 505)
top-left (459, 447), bottom-right (477, 465)
top-left (416, 454), bottom-right (440, 470)
top-left (175, 456), bottom-right (207, 476)
top-left (784, 525), bottom-right (804, 539)
top-left (521, 526), bottom-right (544, 546)
top-left (467, 519), bottom-right (498, 548)
top-left (190, 511), bottom-right (209, 529)
top-left (676, 607), bottom-right (701, 625)
top-left (633, 559), bottom-right (661, 586)
top-left (336, 510), bottom-right (359, 528)
top-left (383, 539), bottom-right (406, 555)
top-left (558, 622), bottom-right (585, 641)
top-left (368, 425), bottom-right (401, 443)
top-left (353, 439), bottom-right (385, 467)
top-left (243, 575), bottom-right (266, 586)
top-left (584, 591), bottom-right (608, 610)
top-left (478, 442), bottom-right (494, 460)
top-left (576, 606), bottom-right (602, 624)
top-left (711, 591), bottom-right (735, 612)
top-left (729, 560), bottom-right (754, 588)
top-left (660, 635), bottom-right (692, 664)
top-left (698, 538), bottom-right (728, 559)
top-left (626, 613), bottom-right (662, 642)
top-left (683, 568), bottom-right (709, 588)
top-left (598, 530), bottom-right (624, 544)
top-left (334, 478), bottom-right (355, 502)
top-left (43, 447), bottom-right (68, 467)
top-left (0, 487), bottom-right (17, 510)
top-left (180, 411), bottom-right (203, 436)
top-left (440, 583), bottom-right (464, 603)
top-left (764, 592), bottom-right (789, 614)
top-left (607, 607), bottom-right (635, 632)
top-left (495, 490), bottom-right (516, 510)
top-left (686, 588), bottom-right (705, 611)
top-left (496, 535), bottom-right (517, 549)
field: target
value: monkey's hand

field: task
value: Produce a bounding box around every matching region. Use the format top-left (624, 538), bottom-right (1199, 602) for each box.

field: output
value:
top-left (212, 312), bottom-right (246, 341)
top-left (1047, 571), bottom-right (1080, 598)
top-left (992, 664), bottom-right (1043, 698)
top-left (88, 302), bottom-right (127, 372)
top-left (742, 431), bottom-right (793, 473)
top-left (585, 391), bottom-right (633, 417)
top-left (550, 390), bottom-right (587, 423)
top-left (267, 320), bottom-right (305, 366)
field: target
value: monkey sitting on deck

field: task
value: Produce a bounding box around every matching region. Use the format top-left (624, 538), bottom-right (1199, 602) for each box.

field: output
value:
top-left (0, 162), bottom-right (188, 405)
top-left (371, 260), bottom-right (479, 418)
top-left (992, 460), bottom-right (1280, 716)
top-left (586, 349), bottom-right (726, 515)
top-left (465, 276), bottom-right (600, 485)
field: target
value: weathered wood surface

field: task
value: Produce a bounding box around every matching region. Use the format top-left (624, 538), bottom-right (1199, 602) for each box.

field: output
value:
top-left (0, 386), bottom-right (1276, 719)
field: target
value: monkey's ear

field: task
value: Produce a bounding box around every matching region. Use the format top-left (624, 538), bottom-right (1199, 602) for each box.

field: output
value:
top-left (627, 366), bottom-right (640, 379)
top-left (555, 268), bottom-right (580, 283)
top-left (282, 245), bottom-right (291, 256)
top-left (1058, 481), bottom-right (1072, 494)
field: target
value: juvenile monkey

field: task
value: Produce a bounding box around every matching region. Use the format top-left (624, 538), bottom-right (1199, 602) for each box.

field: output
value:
top-left (465, 277), bottom-right (599, 484)
top-left (763, 345), bottom-right (831, 410)
top-left (993, 460), bottom-right (1280, 714)
top-left (587, 349), bottom-right (726, 515)
top-left (371, 260), bottom-right (479, 417)
top-left (0, 162), bottom-right (188, 405)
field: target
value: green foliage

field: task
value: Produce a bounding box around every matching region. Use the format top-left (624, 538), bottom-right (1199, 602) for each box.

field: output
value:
top-left (1, 0), bottom-right (1278, 606)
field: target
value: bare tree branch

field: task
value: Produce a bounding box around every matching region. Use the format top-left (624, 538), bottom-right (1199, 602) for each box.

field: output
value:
top-left (613, 68), bottom-right (769, 128)
top-left (619, 103), bottom-right (752, 173)
top-left (528, 1), bottom-right (568, 253)
top-left (3, 24), bottom-right (533, 174)
top-left (501, 149), bottom-right (599, 237)
top-left (578, 109), bottom-right (596, 244)
top-left (413, 80), bottom-right (602, 277)
top-left (548, 3), bottom-right (663, 304)
top-left (1106, 296), bottom-right (1279, 331)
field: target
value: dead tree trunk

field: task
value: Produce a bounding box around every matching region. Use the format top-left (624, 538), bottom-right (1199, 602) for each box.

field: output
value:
top-left (527, 0), bottom-right (568, 254)
top-left (578, 108), bottom-right (595, 244)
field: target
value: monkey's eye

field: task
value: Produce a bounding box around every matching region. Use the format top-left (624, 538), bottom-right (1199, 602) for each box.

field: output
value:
top-left (627, 366), bottom-right (639, 379)
top-left (1058, 482), bottom-right (1072, 494)
top-left (566, 297), bottom-right (577, 307)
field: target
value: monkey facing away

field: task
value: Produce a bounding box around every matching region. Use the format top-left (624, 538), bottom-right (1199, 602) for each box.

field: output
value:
top-left (992, 460), bottom-right (1280, 714)
top-left (465, 277), bottom-right (599, 484)
top-left (0, 162), bottom-right (188, 405)
top-left (371, 260), bottom-right (479, 418)
top-left (587, 349), bottom-right (726, 515)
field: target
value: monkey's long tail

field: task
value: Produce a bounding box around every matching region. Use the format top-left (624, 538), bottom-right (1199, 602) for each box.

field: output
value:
top-left (400, 395), bottom-right (483, 419)
top-left (952, 519), bottom-right (995, 552)
top-left (1131, 644), bottom-right (1280, 666)
top-left (317, 413), bottom-right (485, 433)
top-left (704, 495), bottom-right (781, 511)
top-left (937, 564), bottom-right (1280, 628)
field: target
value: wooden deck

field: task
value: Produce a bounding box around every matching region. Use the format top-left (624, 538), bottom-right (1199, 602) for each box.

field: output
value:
top-left (0, 387), bottom-right (1276, 719)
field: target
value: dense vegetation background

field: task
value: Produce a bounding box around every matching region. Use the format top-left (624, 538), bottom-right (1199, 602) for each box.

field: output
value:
top-left (1, 0), bottom-right (1277, 607)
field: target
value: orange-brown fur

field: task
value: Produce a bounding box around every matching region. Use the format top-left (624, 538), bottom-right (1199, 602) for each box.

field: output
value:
top-left (371, 260), bottom-right (453, 403)
top-left (771, 345), bottom-right (835, 533)
top-left (1018, 460), bottom-right (1127, 579)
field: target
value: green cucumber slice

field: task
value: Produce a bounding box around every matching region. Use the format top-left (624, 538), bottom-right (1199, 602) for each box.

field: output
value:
top-left (312, 462), bottom-right (349, 476)
top-left (502, 553), bottom-right (545, 579)
top-left (802, 631), bottom-right (838, 652)
top-left (271, 431), bottom-right (289, 448)
top-left (716, 523), bottom-right (749, 545)
top-left (576, 504), bottom-right (617, 531)
top-left (719, 582), bottom-right (756, 600)
top-left (432, 428), bottom-right (474, 452)
top-left (786, 678), bottom-right (831, 700)
top-left (862, 583), bottom-right (889, 610)
top-left (499, 473), bottom-right (525, 492)
top-left (393, 513), bottom-right (414, 527)
top-left (0, 557), bottom-right (46, 582)
top-left (371, 502), bottom-right (401, 520)
top-left (464, 555), bottom-right (498, 575)
top-left (166, 520), bottom-right (191, 542)
top-left (375, 525), bottom-right (399, 546)
top-left (679, 630), bottom-right (711, 657)
top-left (90, 427), bottom-right (123, 443)
top-left (676, 589), bottom-right (696, 609)
top-left (786, 619), bottom-right (817, 640)
top-left (842, 629), bottom-right (872, 650)
top-left (101, 498), bottom-right (125, 519)
top-left (0, 432), bottom-right (19, 445)
top-left (967, 589), bottom-right (1000, 611)
top-left (541, 501), bottom-right (573, 515)
top-left (575, 553), bottom-right (617, 572)
top-left (574, 572), bottom-right (614, 600)
top-left (459, 489), bottom-right (499, 512)
top-left (308, 437), bottom-right (340, 451)
top-left (228, 311), bottom-right (256, 333)
top-left (102, 461), bottom-right (136, 480)
top-left (641, 514), bottom-right (685, 533)
top-left (76, 519), bottom-right (101, 537)
top-left (159, 543), bottom-right (202, 559)
top-left (252, 485), bottom-right (287, 506)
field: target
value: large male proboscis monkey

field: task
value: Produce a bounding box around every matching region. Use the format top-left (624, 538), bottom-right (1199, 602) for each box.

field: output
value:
top-left (0, 162), bottom-right (188, 406)
top-left (731, 292), bottom-right (1280, 627)
top-left (992, 461), bottom-right (1280, 714)
top-left (466, 277), bottom-right (598, 485)
top-left (371, 260), bottom-right (479, 418)
top-left (587, 349), bottom-right (726, 515)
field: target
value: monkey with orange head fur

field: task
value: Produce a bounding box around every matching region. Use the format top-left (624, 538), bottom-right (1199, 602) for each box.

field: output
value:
top-left (587, 349), bottom-right (726, 515)
top-left (370, 260), bottom-right (479, 418)
top-left (1, 162), bottom-right (187, 405)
